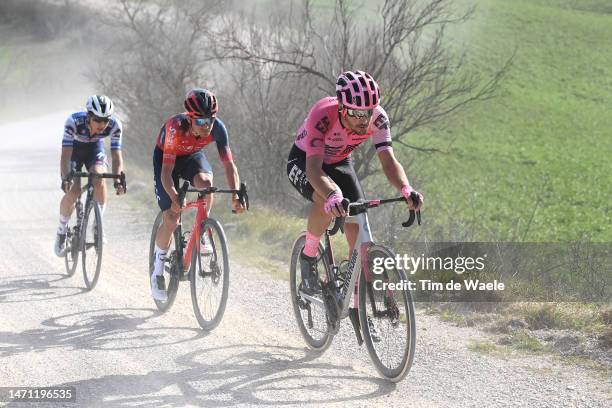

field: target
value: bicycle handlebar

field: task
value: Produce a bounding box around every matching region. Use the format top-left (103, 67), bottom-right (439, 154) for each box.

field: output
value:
top-left (177, 181), bottom-right (250, 211)
top-left (328, 192), bottom-right (422, 236)
top-left (65, 171), bottom-right (127, 193)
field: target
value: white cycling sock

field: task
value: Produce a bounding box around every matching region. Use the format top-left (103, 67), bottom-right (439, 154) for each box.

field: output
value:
top-left (99, 204), bottom-right (106, 219)
top-left (57, 214), bottom-right (70, 234)
top-left (153, 244), bottom-right (168, 277)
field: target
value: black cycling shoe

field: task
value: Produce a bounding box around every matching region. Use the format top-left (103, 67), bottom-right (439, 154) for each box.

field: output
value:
top-left (299, 251), bottom-right (322, 295)
top-left (368, 317), bottom-right (381, 343)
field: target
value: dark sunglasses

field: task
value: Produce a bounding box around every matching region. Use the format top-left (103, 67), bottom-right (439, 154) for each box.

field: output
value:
top-left (91, 116), bottom-right (110, 124)
top-left (194, 116), bottom-right (216, 127)
top-left (345, 108), bottom-right (373, 119)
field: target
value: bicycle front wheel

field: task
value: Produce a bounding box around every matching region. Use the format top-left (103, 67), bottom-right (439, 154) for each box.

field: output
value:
top-left (81, 201), bottom-right (103, 290)
top-left (64, 226), bottom-right (79, 277)
top-left (359, 244), bottom-right (416, 382)
top-left (148, 211), bottom-right (180, 312)
top-left (190, 218), bottom-right (229, 331)
top-left (289, 233), bottom-right (332, 352)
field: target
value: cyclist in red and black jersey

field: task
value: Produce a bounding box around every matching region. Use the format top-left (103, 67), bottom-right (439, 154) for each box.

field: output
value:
top-left (151, 89), bottom-right (245, 301)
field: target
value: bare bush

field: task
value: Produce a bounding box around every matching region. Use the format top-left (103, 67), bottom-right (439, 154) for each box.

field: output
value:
top-left (215, 0), bottom-right (511, 184)
top-left (0, 0), bottom-right (90, 40)
top-left (96, 0), bottom-right (224, 166)
top-left (97, 0), bottom-right (510, 213)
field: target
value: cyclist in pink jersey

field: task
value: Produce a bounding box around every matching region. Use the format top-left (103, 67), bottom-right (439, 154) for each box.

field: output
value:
top-left (287, 70), bottom-right (424, 296)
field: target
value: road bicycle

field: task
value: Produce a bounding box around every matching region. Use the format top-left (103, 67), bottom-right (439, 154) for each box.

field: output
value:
top-left (63, 171), bottom-right (127, 290)
top-left (148, 181), bottom-right (249, 330)
top-left (290, 192), bottom-right (421, 382)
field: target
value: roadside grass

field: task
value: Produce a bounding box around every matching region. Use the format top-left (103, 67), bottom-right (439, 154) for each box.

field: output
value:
top-left (468, 341), bottom-right (506, 356)
top-left (396, 0), bottom-right (612, 242)
top-left (505, 331), bottom-right (551, 353)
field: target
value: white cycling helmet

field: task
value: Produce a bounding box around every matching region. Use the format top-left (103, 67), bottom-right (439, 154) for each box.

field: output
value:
top-left (86, 95), bottom-right (114, 118)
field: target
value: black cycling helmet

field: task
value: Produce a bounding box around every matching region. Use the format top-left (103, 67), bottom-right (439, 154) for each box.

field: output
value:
top-left (184, 88), bottom-right (218, 117)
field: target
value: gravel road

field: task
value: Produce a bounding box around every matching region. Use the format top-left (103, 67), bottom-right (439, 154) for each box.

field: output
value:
top-left (0, 113), bottom-right (609, 407)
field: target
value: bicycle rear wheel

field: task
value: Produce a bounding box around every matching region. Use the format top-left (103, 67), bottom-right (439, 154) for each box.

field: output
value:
top-left (81, 201), bottom-right (103, 290)
top-left (289, 233), bottom-right (332, 351)
top-left (190, 218), bottom-right (229, 331)
top-left (148, 211), bottom-right (180, 312)
top-left (359, 244), bottom-right (416, 382)
top-left (64, 226), bottom-right (79, 277)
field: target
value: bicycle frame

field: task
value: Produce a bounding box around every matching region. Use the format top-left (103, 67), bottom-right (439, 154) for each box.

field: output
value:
top-left (300, 210), bottom-right (374, 319)
top-left (172, 181), bottom-right (249, 276)
top-left (179, 196), bottom-right (209, 270)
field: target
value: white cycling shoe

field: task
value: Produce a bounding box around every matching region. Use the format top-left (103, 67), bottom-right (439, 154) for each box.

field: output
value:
top-left (54, 233), bottom-right (67, 257)
top-left (150, 274), bottom-right (168, 301)
top-left (201, 234), bottom-right (214, 254)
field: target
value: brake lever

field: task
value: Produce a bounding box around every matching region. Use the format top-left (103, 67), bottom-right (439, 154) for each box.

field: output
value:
top-left (239, 182), bottom-right (249, 210)
top-left (114, 171), bottom-right (127, 194)
top-left (402, 191), bottom-right (422, 228)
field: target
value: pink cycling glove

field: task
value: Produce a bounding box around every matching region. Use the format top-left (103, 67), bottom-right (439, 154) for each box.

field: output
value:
top-left (401, 185), bottom-right (424, 209)
top-left (324, 191), bottom-right (345, 215)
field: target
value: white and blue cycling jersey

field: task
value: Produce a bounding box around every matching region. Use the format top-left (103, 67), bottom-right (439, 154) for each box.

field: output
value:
top-left (62, 111), bottom-right (122, 150)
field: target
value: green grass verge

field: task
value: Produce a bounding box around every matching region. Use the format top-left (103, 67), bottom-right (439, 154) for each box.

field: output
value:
top-left (395, 0), bottom-right (612, 241)
top-left (506, 331), bottom-right (551, 353)
top-left (468, 341), bottom-right (504, 355)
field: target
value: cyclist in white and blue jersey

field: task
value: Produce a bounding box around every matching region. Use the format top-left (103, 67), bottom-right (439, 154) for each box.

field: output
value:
top-left (54, 95), bottom-right (126, 256)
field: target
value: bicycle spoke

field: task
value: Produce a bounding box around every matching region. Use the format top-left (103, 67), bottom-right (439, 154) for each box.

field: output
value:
top-left (360, 246), bottom-right (416, 382)
top-left (82, 202), bottom-right (103, 290)
top-left (190, 219), bottom-right (229, 331)
top-left (148, 211), bottom-right (180, 312)
top-left (289, 234), bottom-right (332, 351)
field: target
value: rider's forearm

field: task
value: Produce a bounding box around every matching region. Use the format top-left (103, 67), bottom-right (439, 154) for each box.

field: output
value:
top-left (306, 160), bottom-right (337, 200)
top-left (60, 147), bottom-right (73, 179)
top-left (223, 161), bottom-right (240, 198)
top-left (160, 166), bottom-right (178, 202)
top-left (111, 150), bottom-right (123, 175)
top-left (382, 161), bottom-right (410, 190)
top-left (379, 150), bottom-right (410, 190)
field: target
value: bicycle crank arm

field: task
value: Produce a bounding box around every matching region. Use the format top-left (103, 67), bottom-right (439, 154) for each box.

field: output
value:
top-left (298, 291), bottom-right (324, 309)
top-left (348, 308), bottom-right (364, 346)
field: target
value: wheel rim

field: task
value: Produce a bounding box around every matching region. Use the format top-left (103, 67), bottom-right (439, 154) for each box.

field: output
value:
top-left (149, 212), bottom-right (180, 311)
top-left (192, 223), bottom-right (227, 327)
top-left (82, 207), bottom-right (102, 288)
top-left (290, 235), bottom-right (330, 348)
top-left (362, 248), bottom-right (415, 380)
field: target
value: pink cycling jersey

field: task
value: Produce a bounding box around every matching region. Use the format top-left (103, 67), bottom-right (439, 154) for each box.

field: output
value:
top-left (294, 97), bottom-right (392, 164)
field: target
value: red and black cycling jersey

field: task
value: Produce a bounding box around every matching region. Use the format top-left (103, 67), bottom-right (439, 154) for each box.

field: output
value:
top-left (155, 113), bottom-right (233, 165)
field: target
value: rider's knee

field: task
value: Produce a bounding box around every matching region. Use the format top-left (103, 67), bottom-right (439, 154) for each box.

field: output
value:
top-left (193, 173), bottom-right (212, 188)
top-left (66, 188), bottom-right (81, 201)
top-left (164, 210), bottom-right (180, 225)
top-left (93, 178), bottom-right (105, 189)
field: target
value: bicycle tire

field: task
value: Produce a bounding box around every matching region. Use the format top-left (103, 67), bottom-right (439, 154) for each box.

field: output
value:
top-left (289, 232), bottom-right (333, 351)
top-left (148, 211), bottom-right (180, 312)
top-left (81, 201), bottom-right (103, 290)
top-left (359, 244), bottom-right (416, 382)
top-left (190, 218), bottom-right (229, 331)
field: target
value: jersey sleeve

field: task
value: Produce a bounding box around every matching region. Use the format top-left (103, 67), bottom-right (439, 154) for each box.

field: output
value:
top-left (161, 119), bottom-right (178, 165)
top-left (211, 119), bottom-right (233, 162)
top-left (371, 106), bottom-right (392, 153)
top-left (62, 115), bottom-right (76, 148)
top-left (303, 101), bottom-right (332, 158)
top-left (110, 118), bottom-right (123, 150)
